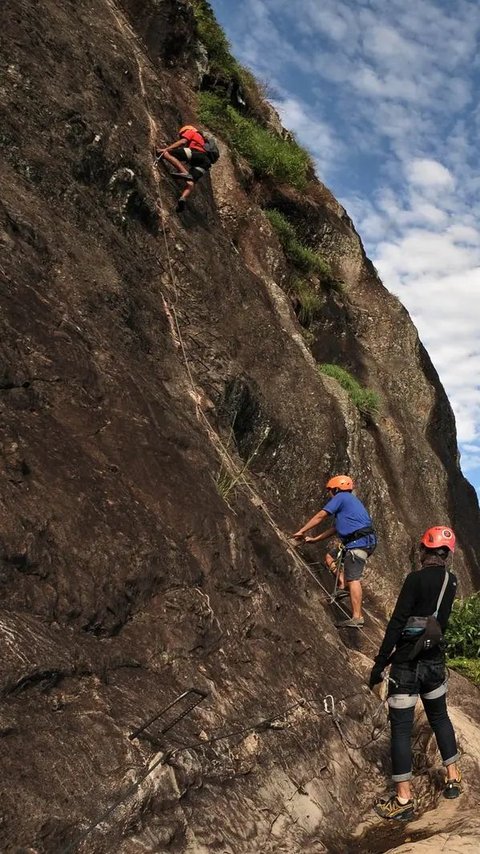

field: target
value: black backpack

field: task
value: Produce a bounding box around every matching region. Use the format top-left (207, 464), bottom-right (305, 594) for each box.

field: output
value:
top-left (203, 135), bottom-right (220, 164)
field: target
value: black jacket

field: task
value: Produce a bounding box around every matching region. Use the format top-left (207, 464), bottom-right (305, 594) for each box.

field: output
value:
top-left (375, 564), bottom-right (457, 668)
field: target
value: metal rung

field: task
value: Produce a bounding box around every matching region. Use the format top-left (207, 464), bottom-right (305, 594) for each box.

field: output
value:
top-left (129, 688), bottom-right (207, 741)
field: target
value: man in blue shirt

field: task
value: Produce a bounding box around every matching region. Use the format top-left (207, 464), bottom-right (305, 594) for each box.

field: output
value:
top-left (293, 475), bottom-right (376, 628)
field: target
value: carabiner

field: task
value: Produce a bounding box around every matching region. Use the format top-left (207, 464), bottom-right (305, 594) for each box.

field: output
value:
top-left (323, 695), bottom-right (335, 715)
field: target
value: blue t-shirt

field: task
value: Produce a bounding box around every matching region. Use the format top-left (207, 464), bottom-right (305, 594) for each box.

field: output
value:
top-left (322, 492), bottom-right (376, 550)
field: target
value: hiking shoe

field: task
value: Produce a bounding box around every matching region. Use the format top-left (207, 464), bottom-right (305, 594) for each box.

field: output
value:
top-left (444, 771), bottom-right (462, 799)
top-left (176, 198), bottom-right (186, 213)
top-left (374, 796), bottom-right (414, 821)
top-left (336, 617), bottom-right (364, 628)
top-left (334, 589), bottom-right (349, 600)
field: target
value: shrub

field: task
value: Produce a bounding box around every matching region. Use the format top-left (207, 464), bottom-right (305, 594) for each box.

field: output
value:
top-left (191, 4), bottom-right (278, 126)
top-left (447, 657), bottom-right (480, 687)
top-left (198, 93), bottom-right (310, 189)
top-left (265, 209), bottom-right (333, 278)
top-left (291, 278), bottom-right (323, 326)
top-left (445, 593), bottom-right (480, 658)
top-left (319, 364), bottom-right (380, 416)
top-left (191, 0), bottom-right (238, 79)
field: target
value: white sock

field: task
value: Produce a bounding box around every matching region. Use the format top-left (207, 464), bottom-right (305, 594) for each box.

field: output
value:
top-left (397, 795), bottom-right (410, 804)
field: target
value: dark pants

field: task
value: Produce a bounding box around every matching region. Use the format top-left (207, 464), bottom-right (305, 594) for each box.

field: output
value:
top-left (176, 147), bottom-right (211, 182)
top-left (388, 658), bottom-right (459, 781)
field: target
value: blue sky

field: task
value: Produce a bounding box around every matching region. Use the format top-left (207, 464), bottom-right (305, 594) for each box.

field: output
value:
top-left (210, 0), bottom-right (480, 492)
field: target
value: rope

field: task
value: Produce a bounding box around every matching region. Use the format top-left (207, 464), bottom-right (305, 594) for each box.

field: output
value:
top-left (104, 0), bottom-right (386, 662)
top-left (60, 10), bottom-right (388, 851)
top-left (107, 0), bottom-right (382, 654)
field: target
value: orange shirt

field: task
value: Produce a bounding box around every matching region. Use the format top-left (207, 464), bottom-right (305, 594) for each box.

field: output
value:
top-left (180, 128), bottom-right (206, 152)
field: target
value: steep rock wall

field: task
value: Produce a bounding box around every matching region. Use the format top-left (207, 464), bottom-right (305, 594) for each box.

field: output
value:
top-left (1, 1), bottom-right (479, 852)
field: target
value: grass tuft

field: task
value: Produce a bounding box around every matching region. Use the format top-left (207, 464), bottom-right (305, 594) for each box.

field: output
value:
top-left (215, 429), bottom-right (269, 504)
top-left (265, 209), bottom-right (336, 284)
top-left (198, 93), bottom-right (310, 189)
top-left (319, 364), bottom-right (380, 416)
top-left (291, 278), bottom-right (323, 326)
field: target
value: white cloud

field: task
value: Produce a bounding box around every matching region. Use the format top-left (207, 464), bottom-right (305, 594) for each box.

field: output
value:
top-left (374, 229), bottom-right (480, 451)
top-left (271, 94), bottom-right (344, 175)
top-left (406, 159), bottom-right (455, 191)
top-left (212, 0), bottom-right (480, 484)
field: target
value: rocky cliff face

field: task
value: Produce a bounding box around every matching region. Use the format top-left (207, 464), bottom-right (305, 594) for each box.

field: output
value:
top-left (1, 1), bottom-right (480, 852)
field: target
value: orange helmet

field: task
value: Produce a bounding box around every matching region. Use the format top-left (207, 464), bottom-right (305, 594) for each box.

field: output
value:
top-left (420, 526), bottom-right (456, 553)
top-left (326, 475), bottom-right (354, 492)
top-left (179, 124), bottom-right (197, 135)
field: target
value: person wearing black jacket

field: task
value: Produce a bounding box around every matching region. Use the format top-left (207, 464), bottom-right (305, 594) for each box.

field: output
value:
top-left (369, 526), bottom-right (462, 820)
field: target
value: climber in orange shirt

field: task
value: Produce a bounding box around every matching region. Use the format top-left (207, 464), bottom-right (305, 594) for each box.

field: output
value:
top-left (156, 125), bottom-right (218, 213)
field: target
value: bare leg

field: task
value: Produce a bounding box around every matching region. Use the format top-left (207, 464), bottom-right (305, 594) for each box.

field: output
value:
top-left (348, 579), bottom-right (362, 619)
top-left (396, 781), bottom-right (412, 800)
top-left (162, 150), bottom-right (190, 175)
top-left (395, 771), bottom-right (460, 804)
top-left (325, 555), bottom-right (345, 589)
top-left (324, 554), bottom-right (335, 572)
top-left (446, 763), bottom-right (460, 780)
top-left (179, 180), bottom-right (195, 202)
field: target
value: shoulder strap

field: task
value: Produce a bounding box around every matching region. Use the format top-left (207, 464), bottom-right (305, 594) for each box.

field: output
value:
top-left (433, 570), bottom-right (449, 618)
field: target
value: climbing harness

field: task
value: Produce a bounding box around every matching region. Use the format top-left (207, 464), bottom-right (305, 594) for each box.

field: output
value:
top-left (60, 10), bottom-right (389, 852)
top-left (286, 542), bottom-right (380, 650)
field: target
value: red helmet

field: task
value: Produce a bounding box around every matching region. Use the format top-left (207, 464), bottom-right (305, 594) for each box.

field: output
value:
top-left (420, 526), bottom-right (456, 553)
top-left (326, 475), bottom-right (354, 492)
top-left (179, 124), bottom-right (197, 135)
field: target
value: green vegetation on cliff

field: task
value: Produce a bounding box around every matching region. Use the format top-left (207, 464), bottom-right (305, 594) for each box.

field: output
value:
top-left (445, 595), bottom-right (480, 689)
top-left (292, 278), bottom-right (323, 325)
top-left (319, 364), bottom-right (380, 416)
top-left (265, 209), bottom-right (333, 277)
top-left (191, 0), bottom-right (238, 79)
top-left (198, 93), bottom-right (310, 188)
top-left (193, 2), bottom-right (312, 188)
top-left (191, 0), bottom-right (269, 120)
top-left (446, 593), bottom-right (480, 658)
